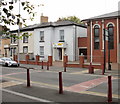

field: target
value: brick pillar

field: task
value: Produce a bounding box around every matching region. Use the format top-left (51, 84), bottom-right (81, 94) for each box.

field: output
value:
top-left (79, 55), bottom-right (84, 68)
top-left (13, 55), bottom-right (17, 62)
top-left (26, 54), bottom-right (29, 64)
top-left (63, 56), bottom-right (68, 67)
top-left (36, 55), bottom-right (40, 65)
top-left (48, 56), bottom-right (52, 66)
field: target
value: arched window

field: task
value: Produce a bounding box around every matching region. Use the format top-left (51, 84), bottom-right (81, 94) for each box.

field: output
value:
top-left (108, 24), bottom-right (114, 49)
top-left (94, 25), bottom-right (100, 49)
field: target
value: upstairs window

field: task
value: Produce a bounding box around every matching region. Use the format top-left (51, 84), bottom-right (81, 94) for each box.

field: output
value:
top-left (94, 25), bottom-right (100, 49)
top-left (40, 31), bottom-right (44, 42)
top-left (59, 30), bottom-right (64, 42)
top-left (13, 48), bottom-right (16, 54)
top-left (23, 36), bottom-right (28, 43)
top-left (108, 24), bottom-right (114, 49)
top-left (23, 46), bottom-right (28, 53)
top-left (11, 35), bottom-right (16, 44)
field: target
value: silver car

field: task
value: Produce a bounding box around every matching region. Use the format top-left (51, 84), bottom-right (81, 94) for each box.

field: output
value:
top-left (0, 57), bottom-right (18, 67)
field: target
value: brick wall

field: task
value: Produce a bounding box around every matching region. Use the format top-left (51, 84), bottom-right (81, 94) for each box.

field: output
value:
top-left (78, 37), bottom-right (87, 47)
top-left (87, 18), bottom-right (118, 64)
top-left (63, 55), bottom-right (102, 69)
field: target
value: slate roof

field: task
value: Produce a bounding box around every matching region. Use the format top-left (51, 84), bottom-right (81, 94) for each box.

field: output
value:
top-left (82, 11), bottom-right (120, 21)
top-left (10, 20), bottom-right (86, 33)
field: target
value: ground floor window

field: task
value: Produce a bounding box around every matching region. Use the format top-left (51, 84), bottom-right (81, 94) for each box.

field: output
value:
top-left (23, 46), bottom-right (28, 53)
top-left (40, 46), bottom-right (44, 58)
top-left (79, 48), bottom-right (87, 59)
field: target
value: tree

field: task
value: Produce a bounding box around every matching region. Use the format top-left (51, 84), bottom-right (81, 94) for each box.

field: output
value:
top-left (0, 0), bottom-right (35, 38)
top-left (58, 16), bottom-right (83, 24)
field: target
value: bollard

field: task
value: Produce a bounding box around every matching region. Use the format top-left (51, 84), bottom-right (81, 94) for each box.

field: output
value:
top-left (102, 68), bottom-right (104, 75)
top-left (91, 66), bottom-right (94, 74)
top-left (89, 62), bottom-right (92, 74)
top-left (27, 69), bottom-right (30, 87)
top-left (59, 72), bottom-right (63, 94)
top-left (41, 61), bottom-right (43, 69)
top-left (47, 61), bottom-right (49, 70)
top-left (108, 76), bottom-right (112, 102)
top-left (64, 62), bottom-right (66, 72)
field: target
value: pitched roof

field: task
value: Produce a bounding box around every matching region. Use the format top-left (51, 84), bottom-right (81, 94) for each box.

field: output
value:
top-left (82, 11), bottom-right (120, 21)
top-left (11, 20), bottom-right (86, 33)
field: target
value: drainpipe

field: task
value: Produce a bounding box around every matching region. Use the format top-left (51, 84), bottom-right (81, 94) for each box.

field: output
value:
top-left (90, 21), bottom-right (93, 63)
top-left (102, 19), bottom-right (105, 50)
top-left (117, 17), bottom-right (119, 63)
top-left (75, 25), bottom-right (77, 61)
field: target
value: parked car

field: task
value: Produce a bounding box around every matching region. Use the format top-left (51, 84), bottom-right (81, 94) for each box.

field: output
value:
top-left (0, 57), bottom-right (19, 67)
top-left (0, 58), bottom-right (4, 65)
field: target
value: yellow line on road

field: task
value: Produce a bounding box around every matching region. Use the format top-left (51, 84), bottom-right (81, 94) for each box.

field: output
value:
top-left (0, 81), bottom-right (22, 88)
top-left (79, 91), bottom-right (119, 99)
top-left (2, 76), bottom-right (60, 89)
top-left (70, 69), bottom-right (100, 74)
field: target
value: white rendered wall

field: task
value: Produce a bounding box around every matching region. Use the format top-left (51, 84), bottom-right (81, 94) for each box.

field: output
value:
top-left (19, 31), bottom-right (34, 54)
top-left (33, 25), bottom-right (87, 61)
top-left (34, 27), bottom-right (53, 60)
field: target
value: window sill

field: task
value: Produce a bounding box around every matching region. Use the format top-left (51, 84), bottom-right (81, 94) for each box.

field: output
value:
top-left (59, 40), bottom-right (65, 42)
top-left (40, 56), bottom-right (44, 58)
top-left (23, 42), bottom-right (28, 43)
top-left (39, 41), bottom-right (45, 42)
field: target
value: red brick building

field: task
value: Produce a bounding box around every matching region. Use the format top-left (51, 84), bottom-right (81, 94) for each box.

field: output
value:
top-left (82, 11), bottom-right (120, 69)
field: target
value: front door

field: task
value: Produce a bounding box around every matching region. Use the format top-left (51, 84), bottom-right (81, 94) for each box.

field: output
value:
top-left (58, 48), bottom-right (62, 60)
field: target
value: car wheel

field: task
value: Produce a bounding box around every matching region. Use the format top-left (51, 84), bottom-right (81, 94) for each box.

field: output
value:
top-left (17, 64), bottom-right (20, 67)
top-left (5, 63), bottom-right (8, 67)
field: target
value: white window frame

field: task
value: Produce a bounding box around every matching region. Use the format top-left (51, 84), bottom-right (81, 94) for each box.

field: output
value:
top-left (59, 30), bottom-right (64, 42)
top-left (40, 31), bottom-right (44, 42)
top-left (23, 36), bottom-right (28, 43)
top-left (23, 46), bottom-right (28, 53)
top-left (11, 34), bottom-right (16, 44)
top-left (40, 46), bottom-right (44, 58)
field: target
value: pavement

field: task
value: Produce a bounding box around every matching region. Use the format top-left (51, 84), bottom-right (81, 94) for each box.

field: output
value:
top-left (1, 63), bottom-right (120, 103)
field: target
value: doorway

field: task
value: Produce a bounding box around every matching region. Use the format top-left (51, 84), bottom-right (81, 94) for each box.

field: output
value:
top-left (58, 48), bottom-right (62, 60)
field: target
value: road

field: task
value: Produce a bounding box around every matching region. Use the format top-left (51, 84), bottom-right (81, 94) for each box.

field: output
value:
top-left (0, 64), bottom-right (119, 103)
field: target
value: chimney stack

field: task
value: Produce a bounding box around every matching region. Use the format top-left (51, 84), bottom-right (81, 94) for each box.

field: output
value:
top-left (40, 14), bottom-right (48, 23)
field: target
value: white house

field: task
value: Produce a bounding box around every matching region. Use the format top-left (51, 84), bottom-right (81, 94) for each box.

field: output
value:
top-left (10, 20), bottom-right (87, 61)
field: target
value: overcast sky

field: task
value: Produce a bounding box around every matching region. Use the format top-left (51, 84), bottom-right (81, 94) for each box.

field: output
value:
top-left (1, 0), bottom-right (120, 30)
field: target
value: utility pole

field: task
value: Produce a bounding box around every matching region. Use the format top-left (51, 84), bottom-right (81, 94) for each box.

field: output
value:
top-left (17, 0), bottom-right (20, 66)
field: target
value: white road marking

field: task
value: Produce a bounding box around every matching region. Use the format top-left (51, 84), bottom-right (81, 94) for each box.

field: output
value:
top-left (1, 88), bottom-right (52, 103)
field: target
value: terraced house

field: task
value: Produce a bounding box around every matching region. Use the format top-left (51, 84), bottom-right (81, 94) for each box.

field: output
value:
top-left (83, 11), bottom-right (120, 70)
